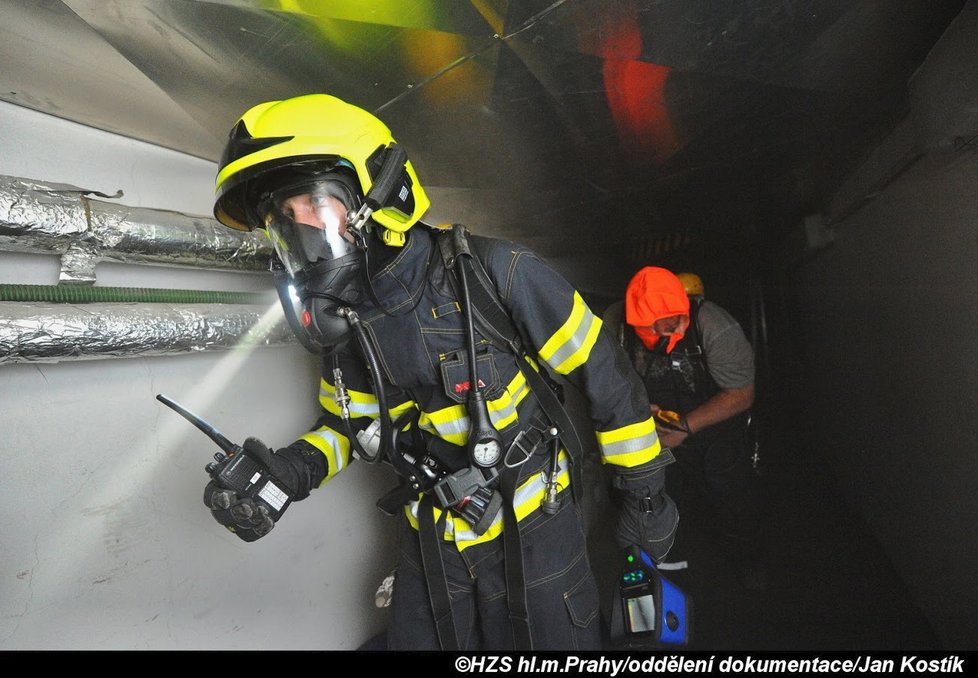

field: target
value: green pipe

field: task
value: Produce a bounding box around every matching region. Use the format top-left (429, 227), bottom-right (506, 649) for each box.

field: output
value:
top-left (0, 283), bottom-right (269, 305)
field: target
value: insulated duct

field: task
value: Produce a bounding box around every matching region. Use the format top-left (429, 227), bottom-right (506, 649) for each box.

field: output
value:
top-left (0, 174), bottom-right (272, 283)
top-left (0, 174), bottom-right (296, 365)
top-left (0, 300), bottom-right (292, 365)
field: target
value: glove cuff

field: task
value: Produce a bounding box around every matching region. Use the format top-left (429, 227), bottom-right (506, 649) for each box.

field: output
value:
top-left (272, 443), bottom-right (328, 501)
top-left (611, 448), bottom-right (675, 493)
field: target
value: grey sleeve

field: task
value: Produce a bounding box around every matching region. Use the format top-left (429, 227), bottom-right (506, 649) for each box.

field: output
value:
top-left (697, 301), bottom-right (755, 389)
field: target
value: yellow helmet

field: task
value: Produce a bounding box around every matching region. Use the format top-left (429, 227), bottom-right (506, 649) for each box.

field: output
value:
top-left (676, 272), bottom-right (704, 296)
top-left (213, 93), bottom-right (430, 241)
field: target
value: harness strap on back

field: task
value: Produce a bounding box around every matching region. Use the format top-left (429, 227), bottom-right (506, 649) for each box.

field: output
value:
top-left (686, 295), bottom-right (709, 374)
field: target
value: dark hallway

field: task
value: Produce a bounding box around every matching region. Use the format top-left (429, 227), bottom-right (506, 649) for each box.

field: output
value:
top-left (583, 290), bottom-right (942, 652)
top-left (658, 400), bottom-right (940, 650)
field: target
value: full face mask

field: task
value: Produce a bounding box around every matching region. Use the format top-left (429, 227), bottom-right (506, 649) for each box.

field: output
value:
top-left (259, 172), bottom-right (366, 353)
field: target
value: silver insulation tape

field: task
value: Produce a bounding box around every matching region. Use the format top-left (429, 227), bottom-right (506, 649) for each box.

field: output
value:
top-left (0, 302), bottom-right (295, 365)
top-left (0, 175), bottom-right (272, 283)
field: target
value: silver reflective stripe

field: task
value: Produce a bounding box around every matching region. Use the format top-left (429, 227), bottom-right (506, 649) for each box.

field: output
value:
top-left (420, 414), bottom-right (468, 442)
top-left (600, 430), bottom-right (659, 460)
top-left (319, 384), bottom-right (380, 417)
top-left (546, 309), bottom-right (598, 369)
top-left (303, 428), bottom-right (347, 477)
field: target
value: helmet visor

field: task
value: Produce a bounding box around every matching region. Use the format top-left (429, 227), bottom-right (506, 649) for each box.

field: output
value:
top-left (261, 180), bottom-right (358, 278)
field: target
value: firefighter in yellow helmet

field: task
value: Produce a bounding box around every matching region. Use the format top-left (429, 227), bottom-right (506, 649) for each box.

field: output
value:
top-left (203, 94), bottom-right (679, 650)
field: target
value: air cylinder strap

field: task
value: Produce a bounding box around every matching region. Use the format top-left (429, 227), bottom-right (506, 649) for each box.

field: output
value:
top-left (431, 224), bottom-right (589, 651)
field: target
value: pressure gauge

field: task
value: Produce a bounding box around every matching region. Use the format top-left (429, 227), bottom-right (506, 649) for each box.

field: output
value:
top-left (467, 390), bottom-right (504, 469)
top-left (472, 438), bottom-right (502, 467)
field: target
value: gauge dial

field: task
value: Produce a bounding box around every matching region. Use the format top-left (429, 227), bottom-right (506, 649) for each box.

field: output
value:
top-left (472, 439), bottom-right (501, 467)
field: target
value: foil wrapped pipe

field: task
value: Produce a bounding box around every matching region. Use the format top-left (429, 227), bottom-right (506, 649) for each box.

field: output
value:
top-left (0, 302), bottom-right (295, 365)
top-left (0, 174), bottom-right (272, 283)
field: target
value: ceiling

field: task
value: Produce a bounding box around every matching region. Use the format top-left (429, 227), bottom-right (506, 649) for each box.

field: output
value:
top-left (0, 0), bottom-right (966, 268)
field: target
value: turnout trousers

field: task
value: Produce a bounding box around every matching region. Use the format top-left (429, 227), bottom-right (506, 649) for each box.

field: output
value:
top-left (388, 497), bottom-right (602, 650)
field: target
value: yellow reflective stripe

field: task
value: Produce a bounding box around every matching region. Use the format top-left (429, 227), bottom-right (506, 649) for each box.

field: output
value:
top-left (404, 451), bottom-right (572, 551)
top-left (418, 406), bottom-right (468, 446)
top-left (300, 427), bottom-right (351, 482)
top-left (596, 415), bottom-right (662, 468)
top-left (537, 292), bottom-right (603, 375)
top-left (318, 378), bottom-right (379, 418)
top-left (420, 403), bottom-right (466, 427)
top-left (486, 370), bottom-right (527, 430)
top-left (601, 442), bottom-right (660, 468)
top-left (554, 314), bottom-right (601, 374)
top-left (417, 371), bottom-right (529, 445)
top-left (389, 400), bottom-right (418, 418)
top-left (318, 379), bottom-right (416, 421)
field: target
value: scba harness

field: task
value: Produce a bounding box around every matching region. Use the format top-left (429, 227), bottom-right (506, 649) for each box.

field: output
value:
top-left (371, 224), bottom-right (588, 650)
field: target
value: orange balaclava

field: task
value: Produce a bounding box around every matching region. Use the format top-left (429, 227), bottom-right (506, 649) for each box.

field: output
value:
top-left (624, 266), bottom-right (690, 353)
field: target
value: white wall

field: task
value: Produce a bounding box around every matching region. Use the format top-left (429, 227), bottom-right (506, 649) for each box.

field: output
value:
top-left (0, 102), bottom-right (397, 649)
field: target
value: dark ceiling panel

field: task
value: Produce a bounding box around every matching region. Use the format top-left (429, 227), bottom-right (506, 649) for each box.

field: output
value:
top-left (505, 0), bottom-right (854, 82)
top-left (0, 0), bottom-right (969, 266)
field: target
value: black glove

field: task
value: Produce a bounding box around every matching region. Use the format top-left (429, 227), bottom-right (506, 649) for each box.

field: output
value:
top-left (202, 437), bottom-right (297, 543)
top-left (612, 449), bottom-right (679, 562)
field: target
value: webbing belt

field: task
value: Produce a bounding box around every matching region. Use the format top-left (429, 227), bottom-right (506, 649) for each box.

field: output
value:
top-left (499, 466), bottom-right (532, 649)
top-left (419, 494), bottom-right (460, 650)
top-left (417, 466), bottom-right (533, 650)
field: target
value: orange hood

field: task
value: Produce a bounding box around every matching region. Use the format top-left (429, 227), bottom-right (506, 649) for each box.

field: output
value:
top-left (624, 266), bottom-right (690, 353)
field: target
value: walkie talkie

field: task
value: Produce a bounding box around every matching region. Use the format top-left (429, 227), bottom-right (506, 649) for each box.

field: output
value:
top-left (156, 394), bottom-right (292, 520)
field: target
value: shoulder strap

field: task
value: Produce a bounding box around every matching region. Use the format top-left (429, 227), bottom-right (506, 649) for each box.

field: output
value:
top-left (436, 225), bottom-right (585, 474)
top-left (437, 224), bottom-right (602, 652)
top-left (687, 296), bottom-right (709, 373)
top-left (437, 225), bottom-right (522, 353)
top-left (418, 494), bottom-right (460, 650)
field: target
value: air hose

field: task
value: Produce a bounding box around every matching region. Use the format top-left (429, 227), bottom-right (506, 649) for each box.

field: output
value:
top-left (337, 307), bottom-right (393, 465)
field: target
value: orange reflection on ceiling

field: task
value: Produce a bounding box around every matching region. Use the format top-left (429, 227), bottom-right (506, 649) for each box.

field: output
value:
top-left (399, 30), bottom-right (492, 108)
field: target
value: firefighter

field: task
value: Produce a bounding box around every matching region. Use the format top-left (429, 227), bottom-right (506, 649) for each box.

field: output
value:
top-left (202, 94), bottom-right (678, 649)
top-left (606, 266), bottom-right (765, 591)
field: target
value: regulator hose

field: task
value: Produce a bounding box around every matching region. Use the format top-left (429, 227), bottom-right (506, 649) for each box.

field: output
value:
top-left (340, 307), bottom-right (393, 465)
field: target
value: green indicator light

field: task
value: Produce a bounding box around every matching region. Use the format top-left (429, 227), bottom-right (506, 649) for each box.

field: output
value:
top-left (627, 554), bottom-right (634, 563)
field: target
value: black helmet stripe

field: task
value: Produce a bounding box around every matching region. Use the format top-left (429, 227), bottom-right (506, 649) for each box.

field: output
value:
top-left (218, 120), bottom-right (294, 173)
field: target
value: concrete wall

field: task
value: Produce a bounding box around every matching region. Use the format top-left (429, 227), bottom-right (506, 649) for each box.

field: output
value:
top-left (780, 130), bottom-right (978, 646)
top-left (0, 102), bottom-right (398, 649)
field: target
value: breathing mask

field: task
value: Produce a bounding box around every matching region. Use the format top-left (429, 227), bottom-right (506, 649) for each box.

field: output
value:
top-left (259, 171), bottom-right (366, 353)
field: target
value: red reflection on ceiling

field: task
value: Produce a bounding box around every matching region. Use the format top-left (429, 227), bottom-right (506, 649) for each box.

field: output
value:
top-left (583, 3), bottom-right (679, 165)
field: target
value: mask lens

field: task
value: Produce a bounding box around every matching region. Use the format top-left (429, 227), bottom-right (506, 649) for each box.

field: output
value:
top-left (262, 181), bottom-right (357, 277)
top-left (652, 315), bottom-right (686, 336)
